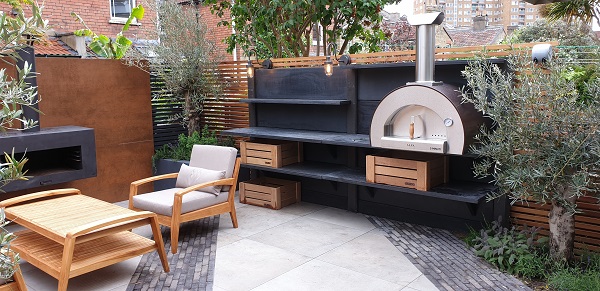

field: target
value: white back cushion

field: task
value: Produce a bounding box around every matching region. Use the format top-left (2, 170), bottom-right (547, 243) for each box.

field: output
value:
top-left (176, 164), bottom-right (225, 195)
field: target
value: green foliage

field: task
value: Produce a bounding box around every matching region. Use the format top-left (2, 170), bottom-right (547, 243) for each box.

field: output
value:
top-left (0, 150), bottom-right (28, 191)
top-left (542, 0), bottom-right (600, 26)
top-left (0, 0), bottom-right (32, 10)
top-left (127, 1), bottom-right (224, 135)
top-left (462, 56), bottom-right (600, 261)
top-left (561, 64), bottom-right (599, 103)
top-left (152, 126), bottom-right (234, 165)
top-left (513, 248), bottom-right (550, 279)
top-left (504, 19), bottom-right (599, 46)
top-left (206, 0), bottom-right (399, 57)
top-left (461, 56), bottom-right (600, 210)
top-left (0, 209), bottom-right (19, 279)
top-left (470, 219), bottom-right (546, 275)
top-left (548, 262), bottom-right (600, 291)
top-left (0, 63), bottom-right (40, 131)
top-left (72, 5), bottom-right (144, 59)
top-left (0, 1), bottom-right (47, 132)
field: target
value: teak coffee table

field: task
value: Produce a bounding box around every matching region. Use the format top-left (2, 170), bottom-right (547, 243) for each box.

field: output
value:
top-left (0, 188), bottom-right (170, 291)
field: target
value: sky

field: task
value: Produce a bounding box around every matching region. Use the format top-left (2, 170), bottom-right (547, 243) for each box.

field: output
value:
top-left (384, 1), bottom-right (415, 16)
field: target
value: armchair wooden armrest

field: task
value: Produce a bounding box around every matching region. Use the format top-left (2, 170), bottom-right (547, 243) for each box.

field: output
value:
top-left (129, 173), bottom-right (179, 206)
top-left (175, 178), bottom-right (236, 197)
top-left (0, 188), bottom-right (81, 208)
top-left (130, 173), bottom-right (179, 187)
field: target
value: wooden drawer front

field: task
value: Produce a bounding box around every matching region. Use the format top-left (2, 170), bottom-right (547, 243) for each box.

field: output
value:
top-left (366, 153), bottom-right (448, 191)
top-left (240, 177), bottom-right (301, 209)
top-left (241, 140), bottom-right (302, 168)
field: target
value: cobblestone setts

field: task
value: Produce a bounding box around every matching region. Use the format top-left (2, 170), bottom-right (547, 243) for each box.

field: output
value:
top-left (367, 216), bottom-right (531, 291)
top-left (127, 216), bottom-right (219, 291)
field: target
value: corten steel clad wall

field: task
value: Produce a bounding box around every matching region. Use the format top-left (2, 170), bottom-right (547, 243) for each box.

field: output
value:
top-left (5, 58), bottom-right (154, 202)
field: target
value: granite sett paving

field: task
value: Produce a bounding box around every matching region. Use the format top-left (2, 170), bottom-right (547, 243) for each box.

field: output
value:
top-left (127, 215), bottom-right (219, 291)
top-left (368, 216), bottom-right (531, 291)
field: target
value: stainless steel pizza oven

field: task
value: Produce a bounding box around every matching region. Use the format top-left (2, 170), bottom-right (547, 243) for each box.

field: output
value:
top-left (370, 12), bottom-right (485, 155)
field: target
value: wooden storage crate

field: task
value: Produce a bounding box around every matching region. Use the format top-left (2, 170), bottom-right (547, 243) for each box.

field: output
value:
top-left (240, 177), bottom-right (301, 209)
top-left (366, 152), bottom-right (448, 191)
top-left (241, 139), bottom-right (302, 168)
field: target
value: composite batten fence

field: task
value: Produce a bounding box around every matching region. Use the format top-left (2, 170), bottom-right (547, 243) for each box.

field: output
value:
top-left (511, 195), bottom-right (600, 254)
top-left (150, 61), bottom-right (249, 150)
top-left (151, 73), bottom-right (187, 150)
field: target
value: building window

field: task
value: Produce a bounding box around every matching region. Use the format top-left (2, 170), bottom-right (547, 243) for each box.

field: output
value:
top-left (110, 0), bottom-right (134, 20)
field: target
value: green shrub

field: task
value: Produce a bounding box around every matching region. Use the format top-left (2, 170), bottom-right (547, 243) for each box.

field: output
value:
top-left (548, 267), bottom-right (600, 291)
top-left (470, 218), bottom-right (547, 275)
top-left (152, 126), bottom-right (235, 165)
top-left (513, 249), bottom-right (549, 279)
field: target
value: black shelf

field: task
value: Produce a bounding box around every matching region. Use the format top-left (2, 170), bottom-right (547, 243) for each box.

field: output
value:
top-left (242, 162), bottom-right (492, 204)
top-left (241, 99), bottom-right (350, 105)
top-left (222, 127), bottom-right (371, 148)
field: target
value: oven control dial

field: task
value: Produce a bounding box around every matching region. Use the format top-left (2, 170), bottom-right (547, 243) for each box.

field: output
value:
top-left (444, 118), bottom-right (453, 127)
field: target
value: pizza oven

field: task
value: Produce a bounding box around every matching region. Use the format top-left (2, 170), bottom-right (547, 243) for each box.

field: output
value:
top-left (370, 12), bottom-right (486, 155)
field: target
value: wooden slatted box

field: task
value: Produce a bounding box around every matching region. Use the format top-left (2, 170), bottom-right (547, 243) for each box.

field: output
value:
top-left (241, 139), bottom-right (303, 168)
top-left (366, 151), bottom-right (448, 191)
top-left (239, 177), bottom-right (301, 209)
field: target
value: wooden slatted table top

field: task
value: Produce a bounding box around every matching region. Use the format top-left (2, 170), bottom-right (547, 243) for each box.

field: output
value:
top-left (5, 194), bottom-right (134, 244)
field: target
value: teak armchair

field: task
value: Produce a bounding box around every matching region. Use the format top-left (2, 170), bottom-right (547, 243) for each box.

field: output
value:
top-left (129, 145), bottom-right (240, 253)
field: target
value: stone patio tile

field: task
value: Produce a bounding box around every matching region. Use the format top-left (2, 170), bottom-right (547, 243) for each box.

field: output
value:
top-left (318, 229), bottom-right (424, 287)
top-left (248, 216), bottom-right (369, 258)
top-left (304, 207), bottom-right (376, 232)
top-left (252, 259), bottom-right (402, 291)
top-left (406, 274), bottom-right (440, 291)
top-left (277, 201), bottom-right (327, 216)
top-left (213, 239), bottom-right (310, 291)
top-left (219, 204), bottom-right (299, 238)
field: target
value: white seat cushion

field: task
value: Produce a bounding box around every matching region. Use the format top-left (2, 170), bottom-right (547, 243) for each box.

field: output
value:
top-left (132, 188), bottom-right (228, 216)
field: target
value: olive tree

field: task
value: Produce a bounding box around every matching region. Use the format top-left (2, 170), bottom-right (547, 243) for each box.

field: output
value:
top-left (0, 0), bottom-right (46, 189)
top-left (129, 1), bottom-right (224, 135)
top-left (461, 56), bottom-right (600, 262)
top-left (0, 0), bottom-right (47, 279)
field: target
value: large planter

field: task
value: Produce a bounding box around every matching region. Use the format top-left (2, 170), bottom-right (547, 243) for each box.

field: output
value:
top-left (153, 159), bottom-right (188, 191)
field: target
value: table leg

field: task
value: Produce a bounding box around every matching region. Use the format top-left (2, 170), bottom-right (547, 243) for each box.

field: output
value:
top-left (149, 217), bottom-right (170, 272)
top-left (58, 237), bottom-right (75, 291)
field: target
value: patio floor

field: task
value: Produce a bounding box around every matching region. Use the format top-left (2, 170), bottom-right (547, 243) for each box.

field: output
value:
top-left (8, 194), bottom-right (528, 291)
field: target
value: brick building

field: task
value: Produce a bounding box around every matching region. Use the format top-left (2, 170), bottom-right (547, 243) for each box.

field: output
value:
top-left (1, 1), bottom-right (235, 60)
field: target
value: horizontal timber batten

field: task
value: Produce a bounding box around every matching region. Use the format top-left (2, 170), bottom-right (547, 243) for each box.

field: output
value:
top-left (511, 195), bottom-right (600, 254)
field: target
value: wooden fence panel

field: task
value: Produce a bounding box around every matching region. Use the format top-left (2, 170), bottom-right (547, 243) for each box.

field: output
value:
top-left (511, 194), bottom-right (600, 254)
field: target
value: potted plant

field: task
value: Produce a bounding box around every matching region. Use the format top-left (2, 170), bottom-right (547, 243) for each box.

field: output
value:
top-left (152, 126), bottom-right (234, 190)
top-left (0, 1), bottom-right (48, 289)
top-left (0, 151), bottom-right (28, 290)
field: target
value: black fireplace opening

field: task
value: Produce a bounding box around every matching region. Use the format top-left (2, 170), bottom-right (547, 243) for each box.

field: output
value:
top-left (3, 146), bottom-right (84, 177)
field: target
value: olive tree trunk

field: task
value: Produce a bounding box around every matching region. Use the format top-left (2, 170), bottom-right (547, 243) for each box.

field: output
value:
top-left (184, 91), bottom-right (200, 136)
top-left (548, 185), bottom-right (577, 262)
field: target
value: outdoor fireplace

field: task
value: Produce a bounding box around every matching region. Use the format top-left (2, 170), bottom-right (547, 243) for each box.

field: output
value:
top-left (0, 48), bottom-right (97, 193)
top-left (0, 126), bottom-right (97, 192)
top-left (370, 12), bottom-right (486, 155)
